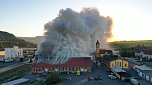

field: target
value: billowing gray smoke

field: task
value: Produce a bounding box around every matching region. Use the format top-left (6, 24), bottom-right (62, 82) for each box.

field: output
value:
top-left (36, 8), bottom-right (113, 64)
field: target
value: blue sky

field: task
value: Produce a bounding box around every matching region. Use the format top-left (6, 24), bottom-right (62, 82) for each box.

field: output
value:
top-left (0, 0), bottom-right (152, 41)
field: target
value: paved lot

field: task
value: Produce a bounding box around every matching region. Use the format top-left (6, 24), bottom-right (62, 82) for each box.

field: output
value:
top-left (0, 60), bottom-right (30, 74)
top-left (56, 64), bottom-right (130, 85)
top-left (0, 61), bottom-right (20, 67)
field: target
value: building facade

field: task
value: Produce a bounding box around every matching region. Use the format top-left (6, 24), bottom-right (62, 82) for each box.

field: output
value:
top-left (32, 57), bottom-right (92, 75)
top-left (103, 57), bottom-right (129, 69)
top-left (134, 45), bottom-right (152, 60)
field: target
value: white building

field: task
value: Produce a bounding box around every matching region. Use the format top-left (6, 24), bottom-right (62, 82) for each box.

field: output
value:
top-left (4, 46), bottom-right (23, 62)
top-left (135, 50), bottom-right (152, 60)
top-left (134, 65), bottom-right (152, 83)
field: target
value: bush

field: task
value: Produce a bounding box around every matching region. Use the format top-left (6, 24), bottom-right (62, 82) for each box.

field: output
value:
top-left (45, 72), bottom-right (60, 85)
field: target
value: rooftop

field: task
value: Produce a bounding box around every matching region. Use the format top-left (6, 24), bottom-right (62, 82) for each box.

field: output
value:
top-left (112, 68), bottom-right (126, 73)
top-left (140, 70), bottom-right (152, 76)
top-left (32, 57), bottom-right (92, 68)
top-left (134, 65), bottom-right (152, 71)
top-left (99, 49), bottom-right (113, 54)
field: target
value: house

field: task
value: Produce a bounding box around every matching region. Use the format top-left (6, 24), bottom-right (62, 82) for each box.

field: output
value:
top-left (135, 50), bottom-right (152, 60)
top-left (134, 45), bottom-right (152, 60)
top-left (32, 57), bottom-right (92, 75)
top-left (134, 65), bottom-right (152, 83)
top-left (0, 51), bottom-right (5, 61)
top-left (103, 57), bottom-right (129, 70)
top-left (112, 68), bottom-right (132, 81)
top-left (96, 40), bottom-right (113, 58)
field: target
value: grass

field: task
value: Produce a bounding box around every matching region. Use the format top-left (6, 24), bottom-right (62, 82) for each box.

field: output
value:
top-left (0, 64), bottom-right (32, 84)
top-left (109, 40), bottom-right (152, 50)
top-left (0, 66), bottom-right (5, 69)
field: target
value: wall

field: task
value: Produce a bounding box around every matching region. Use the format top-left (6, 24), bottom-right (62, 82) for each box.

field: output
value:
top-left (110, 59), bottom-right (128, 69)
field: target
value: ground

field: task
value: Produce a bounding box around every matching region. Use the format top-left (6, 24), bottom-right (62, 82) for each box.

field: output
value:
top-left (54, 63), bottom-right (152, 85)
top-left (55, 64), bottom-right (130, 85)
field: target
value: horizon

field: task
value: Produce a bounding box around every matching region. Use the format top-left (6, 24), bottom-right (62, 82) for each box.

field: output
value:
top-left (1, 0), bottom-right (152, 41)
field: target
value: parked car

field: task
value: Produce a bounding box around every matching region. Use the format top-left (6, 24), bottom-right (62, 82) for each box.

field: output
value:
top-left (65, 77), bottom-right (72, 80)
top-left (94, 77), bottom-right (102, 80)
top-left (88, 76), bottom-right (94, 80)
top-left (108, 75), bottom-right (117, 79)
top-left (130, 78), bottom-right (139, 85)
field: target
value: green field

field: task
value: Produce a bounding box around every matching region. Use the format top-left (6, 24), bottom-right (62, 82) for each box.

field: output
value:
top-left (109, 40), bottom-right (152, 50)
top-left (0, 66), bottom-right (5, 69)
top-left (0, 64), bottom-right (31, 84)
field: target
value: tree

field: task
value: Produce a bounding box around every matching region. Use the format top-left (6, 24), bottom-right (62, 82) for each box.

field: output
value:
top-left (35, 80), bottom-right (44, 85)
top-left (45, 72), bottom-right (60, 85)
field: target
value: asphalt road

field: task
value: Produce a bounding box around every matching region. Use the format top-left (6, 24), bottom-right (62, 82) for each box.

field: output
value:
top-left (0, 60), bottom-right (29, 74)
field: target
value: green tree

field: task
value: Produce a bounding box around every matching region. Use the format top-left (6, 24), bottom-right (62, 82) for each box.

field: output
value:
top-left (45, 73), bottom-right (60, 85)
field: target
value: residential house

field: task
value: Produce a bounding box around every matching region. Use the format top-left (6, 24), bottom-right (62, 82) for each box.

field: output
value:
top-left (134, 45), bottom-right (152, 60)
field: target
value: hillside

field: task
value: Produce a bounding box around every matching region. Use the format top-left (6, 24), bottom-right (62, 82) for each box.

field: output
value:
top-left (0, 31), bottom-right (37, 48)
top-left (18, 36), bottom-right (44, 45)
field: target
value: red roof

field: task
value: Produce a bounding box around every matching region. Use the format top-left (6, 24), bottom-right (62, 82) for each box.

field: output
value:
top-left (133, 45), bottom-right (147, 52)
top-left (0, 55), bottom-right (4, 58)
top-left (99, 49), bottom-right (113, 54)
top-left (143, 50), bottom-right (152, 55)
top-left (32, 57), bottom-right (92, 68)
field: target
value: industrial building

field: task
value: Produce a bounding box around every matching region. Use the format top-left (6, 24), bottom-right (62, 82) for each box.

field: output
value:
top-left (0, 46), bottom-right (23, 62)
top-left (32, 57), bottom-right (92, 75)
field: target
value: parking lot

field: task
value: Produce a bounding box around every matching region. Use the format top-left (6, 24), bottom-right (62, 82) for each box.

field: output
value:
top-left (56, 64), bottom-right (130, 85)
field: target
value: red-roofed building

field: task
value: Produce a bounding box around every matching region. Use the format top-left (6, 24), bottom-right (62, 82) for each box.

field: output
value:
top-left (134, 45), bottom-right (152, 60)
top-left (32, 57), bottom-right (92, 74)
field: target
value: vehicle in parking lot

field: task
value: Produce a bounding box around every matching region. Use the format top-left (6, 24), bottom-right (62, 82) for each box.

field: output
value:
top-left (108, 75), bottom-right (117, 79)
top-left (94, 77), bottom-right (102, 80)
top-left (130, 78), bottom-right (139, 85)
top-left (65, 77), bottom-right (72, 80)
top-left (88, 76), bottom-right (94, 80)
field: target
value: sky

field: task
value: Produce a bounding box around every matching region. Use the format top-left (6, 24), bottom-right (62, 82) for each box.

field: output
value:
top-left (0, 0), bottom-right (152, 41)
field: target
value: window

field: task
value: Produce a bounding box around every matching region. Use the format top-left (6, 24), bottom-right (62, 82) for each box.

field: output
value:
top-left (120, 62), bottom-right (121, 66)
top-left (112, 64), bottom-right (114, 67)
top-left (125, 64), bottom-right (127, 67)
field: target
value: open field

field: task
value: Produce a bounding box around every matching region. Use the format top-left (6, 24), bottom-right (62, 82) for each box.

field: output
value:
top-left (109, 40), bottom-right (152, 50)
top-left (0, 64), bottom-right (31, 84)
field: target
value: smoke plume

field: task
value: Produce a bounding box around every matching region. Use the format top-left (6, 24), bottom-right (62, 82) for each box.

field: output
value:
top-left (36, 8), bottom-right (113, 64)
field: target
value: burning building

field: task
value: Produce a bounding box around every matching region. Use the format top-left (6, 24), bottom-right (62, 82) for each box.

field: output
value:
top-left (36, 8), bottom-right (113, 64)
top-left (32, 57), bottom-right (92, 75)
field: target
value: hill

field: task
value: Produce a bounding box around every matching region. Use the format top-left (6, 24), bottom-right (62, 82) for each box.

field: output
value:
top-left (18, 36), bottom-right (44, 45)
top-left (109, 40), bottom-right (152, 50)
top-left (0, 31), bottom-right (37, 48)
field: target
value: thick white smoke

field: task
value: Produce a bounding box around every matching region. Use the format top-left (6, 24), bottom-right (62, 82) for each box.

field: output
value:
top-left (36, 8), bottom-right (113, 64)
